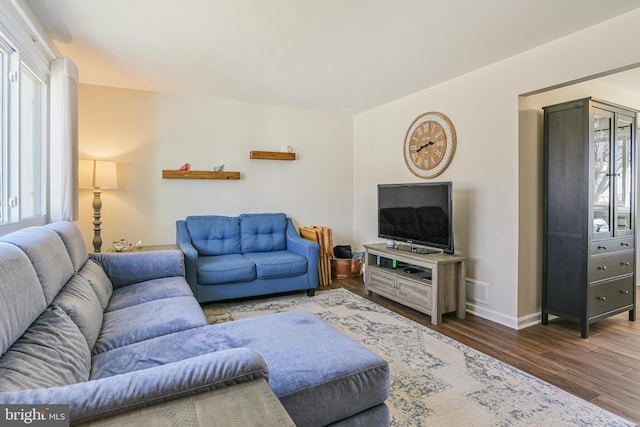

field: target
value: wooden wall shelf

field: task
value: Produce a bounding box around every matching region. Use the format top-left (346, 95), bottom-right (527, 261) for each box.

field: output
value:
top-left (162, 170), bottom-right (240, 180)
top-left (250, 151), bottom-right (296, 160)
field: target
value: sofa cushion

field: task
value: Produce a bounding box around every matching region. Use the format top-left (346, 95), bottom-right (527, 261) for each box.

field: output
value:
top-left (90, 327), bottom-right (235, 379)
top-left (93, 296), bottom-right (207, 355)
top-left (0, 242), bottom-right (47, 356)
top-left (78, 259), bottom-right (113, 310)
top-left (243, 251), bottom-right (307, 279)
top-left (239, 213), bottom-right (287, 253)
top-left (51, 274), bottom-right (103, 349)
top-left (0, 306), bottom-right (90, 392)
top-left (107, 276), bottom-right (195, 311)
top-left (90, 250), bottom-right (185, 289)
top-left (0, 227), bottom-right (74, 305)
top-left (186, 215), bottom-right (241, 256)
top-left (45, 221), bottom-right (89, 272)
top-left (196, 254), bottom-right (255, 285)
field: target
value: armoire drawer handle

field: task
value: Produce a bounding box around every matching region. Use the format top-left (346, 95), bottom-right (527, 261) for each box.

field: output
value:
top-left (597, 296), bottom-right (607, 301)
top-left (597, 245), bottom-right (607, 250)
top-left (621, 262), bottom-right (630, 266)
top-left (620, 290), bottom-right (630, 295)
top-left (621, 242), bottom-right (630, 247)
top-left (597, 266), bottom-right (607, 271)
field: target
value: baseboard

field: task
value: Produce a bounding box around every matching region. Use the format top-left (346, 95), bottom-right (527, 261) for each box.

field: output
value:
top-left (516, 312), bottom-right (541, 329)
top-left (465, 302), bottom-right (519, 329)
top-left (465, 304), bottom-right (558, 330)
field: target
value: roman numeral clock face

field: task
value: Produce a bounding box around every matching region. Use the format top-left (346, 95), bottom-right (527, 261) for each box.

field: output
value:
top-left (404, 112), bottom-right (457, 178)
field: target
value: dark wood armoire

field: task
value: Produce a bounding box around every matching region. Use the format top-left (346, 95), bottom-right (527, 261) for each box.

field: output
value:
top-left (543, 97), bottom-right (637, 338)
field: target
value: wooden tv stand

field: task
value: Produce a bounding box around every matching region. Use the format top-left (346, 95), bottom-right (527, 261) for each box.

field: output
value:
top-left (363, 243), bottom-right (466, 325)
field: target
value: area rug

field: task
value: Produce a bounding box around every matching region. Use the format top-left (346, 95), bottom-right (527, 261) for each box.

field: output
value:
top-left (201, 288), bottom-right (634, 427)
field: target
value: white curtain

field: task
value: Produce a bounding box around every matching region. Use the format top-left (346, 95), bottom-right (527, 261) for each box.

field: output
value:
top-left (49, 57), bottom-right (79, 221)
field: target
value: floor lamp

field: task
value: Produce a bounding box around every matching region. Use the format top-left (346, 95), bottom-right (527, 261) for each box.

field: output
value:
top-left (79, 159), bottom-right (118, 253)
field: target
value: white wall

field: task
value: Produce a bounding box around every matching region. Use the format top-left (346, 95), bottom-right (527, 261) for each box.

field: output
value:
top-left (77, 85), bottom-right (354, 250)
top-left (353, 9), bottom-right (640, 327)
top-left (76, 9), bottom-right (640, 328)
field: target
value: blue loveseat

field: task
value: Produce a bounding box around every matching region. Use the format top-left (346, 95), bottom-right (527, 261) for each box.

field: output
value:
top-left (0, 221), bottom-right (390, 425)
top-left (176, 213), bottom-right (319, 303)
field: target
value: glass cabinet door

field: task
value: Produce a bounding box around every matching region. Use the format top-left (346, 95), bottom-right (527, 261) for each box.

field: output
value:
top-left (592, 109), bottom-right (612, 239)
top-left (614, 114), bottom-right (634, 235)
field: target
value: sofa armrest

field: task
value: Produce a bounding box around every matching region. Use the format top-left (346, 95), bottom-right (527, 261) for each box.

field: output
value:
top-left (89, 250), bottom-right (185, 288)
top-left (176, 220), bottom-right (198, 291)
top-left (285, 219), bottom-right (320, 288)
top-left (0, 348), bottom-right (268, 425)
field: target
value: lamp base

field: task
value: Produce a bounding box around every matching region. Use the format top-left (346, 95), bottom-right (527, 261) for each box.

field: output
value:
top-left (92, 190), bottom-right (103, 253)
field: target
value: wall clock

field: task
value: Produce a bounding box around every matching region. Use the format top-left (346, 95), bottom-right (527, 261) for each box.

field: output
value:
top-left (404, 112), bottom-right (457, 178)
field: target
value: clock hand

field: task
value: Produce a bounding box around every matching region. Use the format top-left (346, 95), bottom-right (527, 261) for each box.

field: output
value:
top-left (415, 141), bottom-right (435, 152)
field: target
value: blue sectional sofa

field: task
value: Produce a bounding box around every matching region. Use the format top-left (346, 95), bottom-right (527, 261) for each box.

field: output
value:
top-left (0, 221), bottom-right (390, 426)
top-left (176, 213), bottom-right (320, 303)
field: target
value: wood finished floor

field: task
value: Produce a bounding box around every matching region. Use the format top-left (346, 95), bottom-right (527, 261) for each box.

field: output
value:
top-left (326, 278), bottom-right (640, 425)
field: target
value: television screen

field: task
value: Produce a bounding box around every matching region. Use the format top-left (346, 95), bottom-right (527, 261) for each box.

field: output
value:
top-left (378, 182), bottom-right (453, 254)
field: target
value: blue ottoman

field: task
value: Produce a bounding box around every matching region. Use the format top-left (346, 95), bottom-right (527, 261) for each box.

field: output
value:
top-left (212, 311), bottom-right (390, 426)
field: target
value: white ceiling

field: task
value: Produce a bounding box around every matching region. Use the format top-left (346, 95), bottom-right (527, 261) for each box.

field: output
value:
top-left (25, 0), bottom-right (640, 113)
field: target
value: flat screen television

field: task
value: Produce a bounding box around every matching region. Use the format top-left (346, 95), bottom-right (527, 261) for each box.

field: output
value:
top-left (378, 182), bottom-right (454, 254)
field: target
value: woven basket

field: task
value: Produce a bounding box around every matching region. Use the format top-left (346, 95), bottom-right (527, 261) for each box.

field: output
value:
top-left (331, 258), bottom-right (363, 280)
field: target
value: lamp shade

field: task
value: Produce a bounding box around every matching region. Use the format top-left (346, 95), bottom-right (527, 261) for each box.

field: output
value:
top-left (79, 160), bottom-right (118, 189)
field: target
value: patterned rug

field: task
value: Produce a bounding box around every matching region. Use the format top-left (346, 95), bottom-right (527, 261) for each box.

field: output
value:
top-left (201, 288), bottom-right (635, 427)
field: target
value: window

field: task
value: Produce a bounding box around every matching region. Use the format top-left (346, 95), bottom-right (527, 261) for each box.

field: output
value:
top-left (19, 64), bottom-right (45, 219)
top-left (0, 35), bottom-right (47, 231)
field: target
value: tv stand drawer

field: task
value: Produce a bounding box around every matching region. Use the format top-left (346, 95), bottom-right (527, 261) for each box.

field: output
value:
top-left (367, 267), bottom-right (432, 314)
top-left (397, 277), bottom-right (432, 313)
top-left (368, 267), bottom-right (398, 300)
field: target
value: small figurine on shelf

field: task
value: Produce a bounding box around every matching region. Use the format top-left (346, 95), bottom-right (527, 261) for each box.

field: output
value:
top-left (135, 240), bottom-right (143, 249)
top-left (212, 164), bottom-right (224, 172)
top-left (178, 163), bottom-right (189, 171)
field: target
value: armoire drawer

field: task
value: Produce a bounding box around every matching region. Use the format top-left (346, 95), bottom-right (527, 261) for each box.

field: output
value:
top-left (590, 236), bottom-right (635, 255)
top-left (588, 250), bottom-right (634, 282)
top-left (588, 276), bottom-right (635, 318)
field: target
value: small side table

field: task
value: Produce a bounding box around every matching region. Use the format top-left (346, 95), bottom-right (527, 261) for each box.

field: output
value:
top-left (106, 244), bottom-right (179, 253)
top-left (79, 378), bottom-right (295, 426)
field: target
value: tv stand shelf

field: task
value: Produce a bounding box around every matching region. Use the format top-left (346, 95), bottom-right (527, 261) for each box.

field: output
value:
top-left (363, 243), bottom-right (466, 325)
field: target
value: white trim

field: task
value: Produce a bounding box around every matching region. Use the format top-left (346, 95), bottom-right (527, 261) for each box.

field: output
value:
top-left (516, 312), bottom-right (541, 329)
top-left (8, 0), bottom-right (55, 59)
top-left (465, 301), bottom-right (519, 329)
top-left (0, 215), bottom-right (46, 235)
top-left (464, 306), bottom-right (557, 330)
top-left (0, 0), bottom-right (54, 79)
